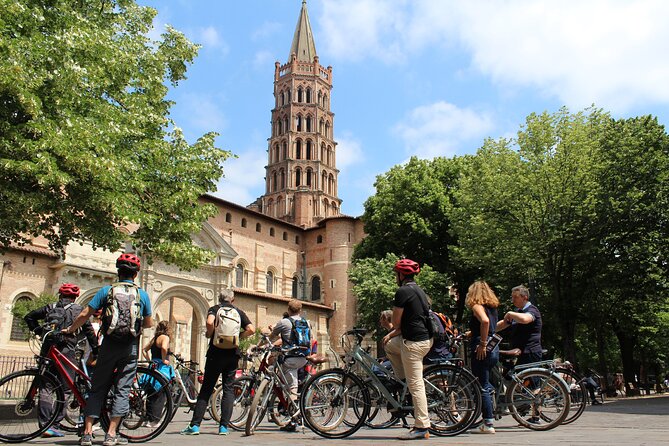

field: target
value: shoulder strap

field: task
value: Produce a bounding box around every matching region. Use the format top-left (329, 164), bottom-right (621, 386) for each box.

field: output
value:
top-left (407, 283), bottom-right (431, 317)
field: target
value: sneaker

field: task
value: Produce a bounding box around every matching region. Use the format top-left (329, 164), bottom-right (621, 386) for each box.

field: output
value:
top-left (398, 428), bottom-right (430, 440)
top-left (279, 422), bottom-right (297, 432)
top-left (115, 436), bottom-right (128, 445)
top-left (180, 425), bottom-right (200, 435)
top-left (473, 424), bottom-right (496, 434)
top-left (591, 400), bottom-right (602, 405)
top-left (80, 434), bottom-right (93, 446)
top-left (142, 421), bottom-right (160, 428)
top-left (42, 428), bottom-right (65, 438)
top-left (102, 434), bottom-right (118, 446)
top-left (218, 425), bottom-right (229, 436)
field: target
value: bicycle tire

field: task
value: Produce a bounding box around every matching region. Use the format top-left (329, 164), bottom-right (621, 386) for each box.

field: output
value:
top-left (99, 365), bottom-right (173, 443)
top-left (60, 392), bottom-right (82, 432)
top-left (361, 378), bottom-right (400, 429)
top-left (300, 369), bottom-right (370, 439)
top-left (267, 389), bottom-right (292, 427)
top-left (507, 368), bottom-right (570, 431)
top-left (216, 377), bottom-right (253, 431)
top-left (423, 364), bottom-right (482, 436)
top-left (168, 383), bottom-right (185, 422)
top-left (554, 367), bottom-right (587, 425)
top-left (0, 369), bottom-right (64, 443)
top-left (245, 378), bottom-right (272, 436)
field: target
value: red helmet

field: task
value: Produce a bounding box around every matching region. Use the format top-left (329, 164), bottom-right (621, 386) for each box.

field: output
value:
top-left (394, 258), bottom-right (420, 276)
top-left (58, 283), bottom-right (80, 298)
top-left (116, 253), bottom-right (141, 271)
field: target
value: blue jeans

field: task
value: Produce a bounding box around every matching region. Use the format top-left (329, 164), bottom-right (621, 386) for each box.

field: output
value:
top-left (470, 339), bottom-right (499, 423)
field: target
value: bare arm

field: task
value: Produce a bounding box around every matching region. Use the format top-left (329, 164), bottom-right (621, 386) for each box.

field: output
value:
top-left (142, 315), bottom-right (154, 329)
top-left (473, 304), bottom-right (490, 360)
top-left (205, 314), bottom-right (215, 338)
top-left (241, 324), bottom-right (255, 339)
top-left (142, 339), bottom-right (153, 361)
top-left (504, 311), bottom-right (534, 325)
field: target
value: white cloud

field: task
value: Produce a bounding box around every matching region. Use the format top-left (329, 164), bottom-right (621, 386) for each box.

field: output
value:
top-left (318, 0), bottom-right (669, 111)
top-left (393, 102), bottom-right (494, 158)
top-left (334, 132), bottom-right (365, 169)
top-left (180, 93), bottom-right (227, 135)
top-left (214, 148), bottom-right (267, 206)
top-left (252, 21), bottom-right (282, 41)
top-left (253, 50), bottom-right (274, 69)
top-left (195, 26), bottom-right (230, 55)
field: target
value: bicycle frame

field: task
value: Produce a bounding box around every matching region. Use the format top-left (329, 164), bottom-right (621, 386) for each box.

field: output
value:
top-left (35, 343), bottom-right (91, 407)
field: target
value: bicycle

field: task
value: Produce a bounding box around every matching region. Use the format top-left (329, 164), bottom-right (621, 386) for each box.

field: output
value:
top-left (554, 365), bottom-right (604, 425)
top-left (244, 343), bottom-right (308, 435)
top-left (473, 347), bottom-right (571, 431)
top-left (0, 328), bottom-right (173, 443)
top-left (299, 328), bottom-right (483, 439)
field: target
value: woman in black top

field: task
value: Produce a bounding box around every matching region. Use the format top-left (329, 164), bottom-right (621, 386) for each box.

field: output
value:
top-left (466, 281), bottom-right (500, 434)
top-left (142, 321), bottom-right (172, 427)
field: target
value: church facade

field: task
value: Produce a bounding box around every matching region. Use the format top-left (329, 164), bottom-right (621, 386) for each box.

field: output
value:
top-left (0, 1), bottom-right (364, 365)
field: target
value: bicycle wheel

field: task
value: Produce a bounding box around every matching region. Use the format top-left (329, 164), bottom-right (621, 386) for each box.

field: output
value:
top-left (219, 377), bottom-right (254, 431)
top-left (362, 378), bottom-right (399, 429)
top-left (507, 369), bottom-right (570, 431)
top-left (60, 392), bottom-right (82, 432)
top-left (168, 382), bottom-right (184, 422)
top-left (0, 369), bottom-right (64, 443)
top-left (300, 369), bottom-right (370, 439)
top-left (100, 365), bottom-right (173, 443)
top-left (245, 378), bottom-right (273, 436)
top-left (267, 390), bottom-right (292, 427)
top-left (554, 367), bottom-right (587, 425)
top-left (423, 364), bottom-right (482, 436)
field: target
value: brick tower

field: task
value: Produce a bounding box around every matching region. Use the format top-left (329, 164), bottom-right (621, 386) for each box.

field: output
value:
top-left (259, 0), bottom-right (341, 228)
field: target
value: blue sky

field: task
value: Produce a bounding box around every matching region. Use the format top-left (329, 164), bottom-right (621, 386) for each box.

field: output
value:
top-left (144, 0), bottom-right (669, 218)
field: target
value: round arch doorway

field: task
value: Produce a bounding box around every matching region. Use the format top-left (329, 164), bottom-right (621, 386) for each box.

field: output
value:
top-left (152, 286), bottom-right (210, 366)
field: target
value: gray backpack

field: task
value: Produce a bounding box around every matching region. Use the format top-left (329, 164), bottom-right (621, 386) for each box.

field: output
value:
top-left (102, 282), bottom-right (142, 341)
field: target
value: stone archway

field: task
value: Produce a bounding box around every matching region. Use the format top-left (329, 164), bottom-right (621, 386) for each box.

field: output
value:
top-left (152, 286), bottom-right (210, 365)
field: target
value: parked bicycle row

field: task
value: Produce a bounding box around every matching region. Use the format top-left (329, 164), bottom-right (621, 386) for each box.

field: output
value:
top-left (0, 256), bottom-right (602, 443)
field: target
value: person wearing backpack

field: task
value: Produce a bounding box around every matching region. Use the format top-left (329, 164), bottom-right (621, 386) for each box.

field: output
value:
top-left (63, 253), bottom-right (152, 446)
top-left (268, 299), bottom-right (313, 432)
top-left (382, 259), bottom-right (433, 440)
top-left (181, 289), bottom-right (254, 436)
top-left (24, 283), bottom-right (98, 438)
top-left (423, 296), bottom-right (456, 365)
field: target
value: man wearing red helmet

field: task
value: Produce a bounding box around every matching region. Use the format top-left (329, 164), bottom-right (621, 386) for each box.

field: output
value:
top-left (382, 259), bottom-right (434, 440)
top-left (24, 283), bottom-right (98, 438)
top-left (64, 253), bottom-right (153, 446)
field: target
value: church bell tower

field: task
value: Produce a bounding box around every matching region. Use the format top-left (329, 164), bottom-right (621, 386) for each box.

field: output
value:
top-left (259, 0), bottom-right (341, 227)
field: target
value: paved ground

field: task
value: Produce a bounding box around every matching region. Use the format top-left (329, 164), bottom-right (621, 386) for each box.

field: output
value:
top-left (37, 394), bottom-right (668, 446)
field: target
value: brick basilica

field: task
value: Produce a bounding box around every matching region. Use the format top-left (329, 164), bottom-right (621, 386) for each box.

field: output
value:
top-left (0, 1), bottom-right (365, 364)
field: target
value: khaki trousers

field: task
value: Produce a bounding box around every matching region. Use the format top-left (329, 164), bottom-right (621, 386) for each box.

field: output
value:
top-left (384, 336), bottom-right (433, 429)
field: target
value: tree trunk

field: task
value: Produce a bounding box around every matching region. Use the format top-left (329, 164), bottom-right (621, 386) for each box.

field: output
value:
top-left (613, 326), bottom-right (638, 393)
top-left (595, 324), bottom-right (609, 389)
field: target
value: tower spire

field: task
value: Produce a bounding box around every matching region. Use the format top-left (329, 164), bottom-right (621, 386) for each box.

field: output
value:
top-left (289, 0), bottom-right (317, 62)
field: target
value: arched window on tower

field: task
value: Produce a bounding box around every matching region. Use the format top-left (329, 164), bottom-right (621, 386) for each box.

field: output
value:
top-left (306, 116), bottom-right (312, 132)
top-left (306, 88), bottom-right (312, 103)
top-left (295, 168), bottom-right (302, 186)
top-left (318, 91), bottom-right (322, 106)
top-left (296, 115), bottom-right (302, 132)
top-left (297, 87), bottom-right (303, 103)
top-left (283, 117), bottom-right (289, 135)
top-left (277, 195), bottom-right (284, 216)
top-left (287, 89), bottom-right (291, 103)
top-left (280, 90), bottom-right (285, 106)
top-left (306, 168), bottom-right (313, 188)
top-left (267, 198), bottom-right (274, 216)
top-left (282, 141), bottom-right (287, 160)
top-left (235, 263), bottom-right (246, 288)
top-left (323, 198), bottom-right (330, 216)
top-left (320, 143), bottom-right (326, 162)
top-left (295, 140), bottom-right (302, 159)
top-left (327, 146), bottom-right (333, 165)
top-left (321, 171), bottom-right (327, 192)
top-left (306, 140), bottom-right (312, 160)
top-left (272, 171), bottom-right (277, 192)
top-left (323, 94), bottom-right (328, 108)
top-left (311, 276), bottom-right (321, 301)
top-left (273, 144), bottom-right (279, 163)
top-left (225, 212), bottom-right (232, 223)
top-left (279, 169), bottom-right (285, 189)
top-left (325, 121), bottom-right (330, 139)
top-left (329, 173), bottom-right (335, 195)
top-left (319, 118), bottom-right (324, 135)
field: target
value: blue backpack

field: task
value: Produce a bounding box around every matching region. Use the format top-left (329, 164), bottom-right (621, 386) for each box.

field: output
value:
top-left (286, 317), bottom-right (311, 356)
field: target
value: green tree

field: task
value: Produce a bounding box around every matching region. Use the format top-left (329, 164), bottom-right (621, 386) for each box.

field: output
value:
top-left (589, 116), bottom-right (669, 388)
top-left (0, 0), bottom-right (231, 270)
top-left (348, 253), bottom-right (451, 341)
top-left (453, 107), bottom-right (607, 360)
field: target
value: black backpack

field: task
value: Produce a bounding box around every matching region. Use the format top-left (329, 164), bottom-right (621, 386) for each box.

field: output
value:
top-left (46, 301), bottom-right (80, 333)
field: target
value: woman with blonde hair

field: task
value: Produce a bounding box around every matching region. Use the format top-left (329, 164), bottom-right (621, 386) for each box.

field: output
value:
top-left (465, 281), bottom-right (500, 434)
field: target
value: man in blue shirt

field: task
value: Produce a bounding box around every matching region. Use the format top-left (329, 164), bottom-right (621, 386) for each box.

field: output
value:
top-left (64, 253), bottom-right (152, 446)
top-left (496, 285), bottom-right (543, 366)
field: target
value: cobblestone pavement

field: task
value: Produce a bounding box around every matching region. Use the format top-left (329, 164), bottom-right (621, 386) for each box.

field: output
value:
top-left (34, 394), bottom-right (668, 446)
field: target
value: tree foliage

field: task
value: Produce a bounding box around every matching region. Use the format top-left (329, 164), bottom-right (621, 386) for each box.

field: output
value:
top-left (0, 0), bottom-right (231, 270)
top-left (348, 253), bottom-right (451, 340)
top-left (10, 292), bottom-right (57, 333)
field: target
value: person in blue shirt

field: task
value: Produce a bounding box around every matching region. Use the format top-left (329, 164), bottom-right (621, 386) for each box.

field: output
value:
top-left (496, 285), bottom-right (543, 367)
top-left (64, 253), bottom-right (152, 446)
